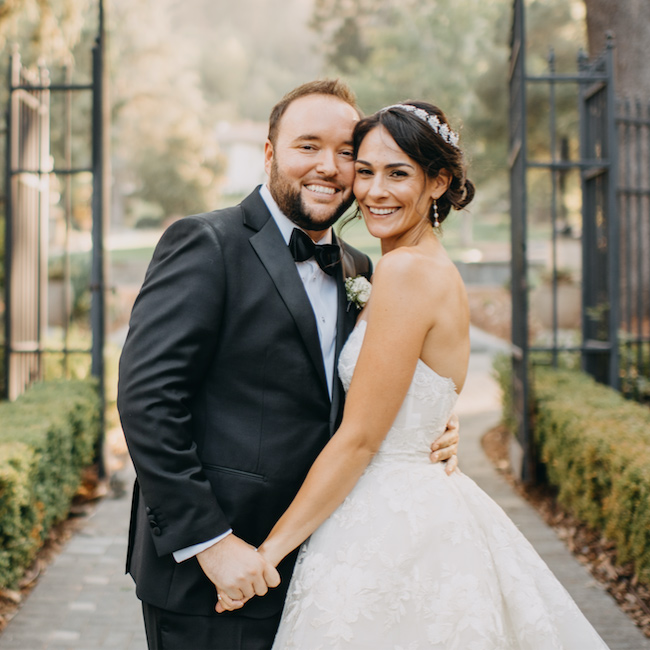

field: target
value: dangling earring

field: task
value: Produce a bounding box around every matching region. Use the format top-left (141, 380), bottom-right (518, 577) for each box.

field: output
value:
top-left (432, 200), bottom-right (440, 228)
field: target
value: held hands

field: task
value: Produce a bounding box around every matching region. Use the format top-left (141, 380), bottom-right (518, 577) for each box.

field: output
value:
top-left (430, 411), bottom-right (460, 475)
top-left (196, 534), bottom-right (280, 613)
top-left (201, 414), bottom-right (460, 613)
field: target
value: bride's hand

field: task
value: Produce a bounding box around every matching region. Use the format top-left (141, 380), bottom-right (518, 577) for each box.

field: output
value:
top-left (256, 541), bottom-right (283, 569)
top-left (430, 412), bottom-right (460, 475)
top-left (216, 591), bottom-right (249, 613)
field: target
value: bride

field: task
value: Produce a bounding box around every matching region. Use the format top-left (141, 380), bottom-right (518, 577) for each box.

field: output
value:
top-left (221, 102), bottom-right (610, 649)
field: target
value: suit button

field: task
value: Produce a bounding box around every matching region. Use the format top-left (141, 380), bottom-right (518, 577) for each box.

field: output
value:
top-left (152, 527), bottom-right (161, 536)
top-left (145, 507), bottom-right (152, 515)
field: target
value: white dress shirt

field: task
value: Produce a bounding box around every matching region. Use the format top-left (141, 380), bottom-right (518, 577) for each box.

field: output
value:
top-left (260, 184), bottom-right (338, 396)
top-left (173, 185), bottom-right (339, 562)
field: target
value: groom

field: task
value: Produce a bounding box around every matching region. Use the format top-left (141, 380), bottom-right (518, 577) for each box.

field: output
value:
top-left (117, 79), bottom-right (459, 650)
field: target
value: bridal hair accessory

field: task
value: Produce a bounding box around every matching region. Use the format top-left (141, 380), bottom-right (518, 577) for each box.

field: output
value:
top-left (345, 275), bottom-right (372, 310)
top-left (382, 104), bottom-right (460, 149)
top-left (432, 199), bottom-right (440, 228)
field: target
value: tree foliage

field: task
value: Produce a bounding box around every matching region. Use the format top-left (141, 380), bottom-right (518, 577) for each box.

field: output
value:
top-left (107, 0), bottom-right (224, 222)
top-left (188, 0), bottom-right (322, 122)
top-left (310, 0), bottom-right (587, 219)
top-left (0, 0), bottom-right (92, 64)
top-left (109, 0), bottom-right (323, 221)
top-left (310, 0), bottom-right (515, 219)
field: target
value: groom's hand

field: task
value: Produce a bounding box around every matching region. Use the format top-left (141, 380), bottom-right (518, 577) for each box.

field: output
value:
top-left (197, 534), bottom-right (280, 613)
top-left (430, 412), bottom-right (459, 475)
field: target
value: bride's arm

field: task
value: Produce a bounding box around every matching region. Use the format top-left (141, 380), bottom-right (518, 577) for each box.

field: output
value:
top-left (258, 251), bottom-right (439, 568)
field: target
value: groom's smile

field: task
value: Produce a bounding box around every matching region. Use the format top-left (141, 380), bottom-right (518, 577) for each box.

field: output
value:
top-left (304, 183), bottom-right (338, 196)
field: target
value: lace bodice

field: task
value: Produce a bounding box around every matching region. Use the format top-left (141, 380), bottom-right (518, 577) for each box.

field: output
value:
top-left (338, 320), bottom-right (458, 464)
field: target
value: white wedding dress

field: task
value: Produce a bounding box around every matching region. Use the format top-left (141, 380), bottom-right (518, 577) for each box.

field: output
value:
top-left (272, 320), bottom-right (610, 649)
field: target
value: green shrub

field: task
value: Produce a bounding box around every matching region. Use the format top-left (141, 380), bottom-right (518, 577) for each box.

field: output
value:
top-left (492, 353), bottom-right (517, 436)
top-left (0, 379), bottom-right (100, 589)
top-left (494, 357), bottom-right (650, 582)
top-left (527, 365), bottom-right (650, 584)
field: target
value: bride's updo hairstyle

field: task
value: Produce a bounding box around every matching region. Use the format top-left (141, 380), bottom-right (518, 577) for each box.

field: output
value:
top-left (352, 101), bottom-right (475, 227)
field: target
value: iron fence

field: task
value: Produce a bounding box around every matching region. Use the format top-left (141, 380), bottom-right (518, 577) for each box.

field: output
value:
top-left (617, 99), bottom-right (650, 402)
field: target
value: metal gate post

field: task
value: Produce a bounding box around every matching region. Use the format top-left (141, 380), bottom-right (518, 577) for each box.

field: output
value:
top-left (604, 40), bottom-right (620, 390)
top-left (579, 36), bottom-right (618, 388)
top-left (509, 0), bottom-right (533, 481)
top-left (91, 0), bottom-right (106, 477)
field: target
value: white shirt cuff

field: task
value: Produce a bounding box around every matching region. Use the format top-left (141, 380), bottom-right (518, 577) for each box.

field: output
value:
top-left (172, 529), bottom-right (233, 563)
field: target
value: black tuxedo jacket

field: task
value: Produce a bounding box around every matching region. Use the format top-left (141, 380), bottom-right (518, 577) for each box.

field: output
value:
top-left (117, 188), bottom-right (372, 618)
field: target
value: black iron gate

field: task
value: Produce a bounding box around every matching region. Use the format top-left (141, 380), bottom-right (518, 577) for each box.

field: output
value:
top-left (509, 0), bottom-right (619, 481)
top-left (3, 5), bottom-right (106, 467)
top-left (508, 0), bottom-right (531, 480)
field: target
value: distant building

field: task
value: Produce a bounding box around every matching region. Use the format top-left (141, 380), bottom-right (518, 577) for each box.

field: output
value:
top-left (215, 121), bottom-right (267, 195)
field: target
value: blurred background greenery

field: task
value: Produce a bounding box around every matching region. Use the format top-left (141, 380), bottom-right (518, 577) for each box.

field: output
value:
top-left (0, 0), bottom-right (597, 403)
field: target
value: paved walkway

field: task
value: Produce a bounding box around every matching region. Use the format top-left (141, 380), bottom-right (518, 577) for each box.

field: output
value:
top-left (1, 327), bottom-right (648, 649)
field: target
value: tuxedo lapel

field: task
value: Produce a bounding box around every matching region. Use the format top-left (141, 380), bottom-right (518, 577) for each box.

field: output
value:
top-left (334, 239), bottom-right (360, 362)
top-left (244, 192), bottom-right (329, 394)
top-left (329, 235), bottom-right (361, 434)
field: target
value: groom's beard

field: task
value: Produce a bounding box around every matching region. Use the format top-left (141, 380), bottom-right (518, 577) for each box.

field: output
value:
top-left (269, 159), bottom-right (354, 232)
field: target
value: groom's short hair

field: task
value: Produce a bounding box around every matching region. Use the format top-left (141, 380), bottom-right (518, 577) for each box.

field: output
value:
top-left (267, 79), bottom-right (361, 145)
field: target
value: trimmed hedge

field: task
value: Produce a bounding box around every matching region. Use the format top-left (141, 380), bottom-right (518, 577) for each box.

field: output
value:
top-left (533, 366), bottom-right (650, 583)
top-left (0, 379), bottom-right (101, 590)
top-left (494, 357), bottom-right (650, 584)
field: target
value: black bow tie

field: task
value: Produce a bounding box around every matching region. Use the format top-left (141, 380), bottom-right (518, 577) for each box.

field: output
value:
top-left (288, 228), bottom-right (341, 277)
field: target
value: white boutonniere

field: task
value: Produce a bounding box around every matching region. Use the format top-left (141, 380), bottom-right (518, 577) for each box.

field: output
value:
top-left (345, 275), bottom-right (372, 310)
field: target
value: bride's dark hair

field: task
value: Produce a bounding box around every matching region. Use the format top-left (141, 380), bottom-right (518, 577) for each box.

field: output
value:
top-left (352, 101), bottom-right (475, 227)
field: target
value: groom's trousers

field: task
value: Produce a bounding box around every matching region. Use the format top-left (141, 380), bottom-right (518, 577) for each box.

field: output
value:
top-left (142, 602), bottom-right (283, 650)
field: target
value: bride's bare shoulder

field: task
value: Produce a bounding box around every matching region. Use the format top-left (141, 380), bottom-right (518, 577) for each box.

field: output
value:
top-left (373, 246), bottom-right (463, 298)
top-left (373, 246), bottom-right (427, 278)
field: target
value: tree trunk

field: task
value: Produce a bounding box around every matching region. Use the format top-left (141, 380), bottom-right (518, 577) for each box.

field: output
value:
top-left (584, 0), bottom-right (650, 99)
